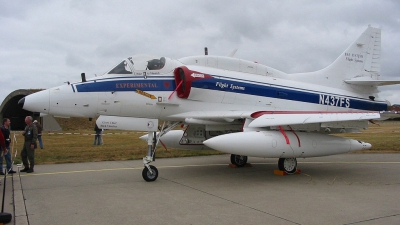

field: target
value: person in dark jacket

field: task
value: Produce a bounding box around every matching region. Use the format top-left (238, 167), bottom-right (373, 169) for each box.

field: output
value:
top-left (0, 118), bottom-right (16, 175)
top-left (0, 126), bottom-right (6, 160)
top-left (94, 124), bottom-right (103, 145)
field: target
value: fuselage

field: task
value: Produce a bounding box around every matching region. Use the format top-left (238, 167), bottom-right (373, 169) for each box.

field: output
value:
top-left (20, 55), bottom-right (387, 120)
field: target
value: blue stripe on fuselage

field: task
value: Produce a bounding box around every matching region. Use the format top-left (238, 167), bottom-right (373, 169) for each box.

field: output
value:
top-left (191, 78), bottom-right (387, 111)
top-left (73, 76), bottom-right (387, 111)
top-left (74, 79), bottom-right (175, 92)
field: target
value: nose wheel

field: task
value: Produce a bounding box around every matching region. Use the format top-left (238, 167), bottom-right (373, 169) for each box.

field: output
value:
top-left (142, 165), bottom-right (158, 182)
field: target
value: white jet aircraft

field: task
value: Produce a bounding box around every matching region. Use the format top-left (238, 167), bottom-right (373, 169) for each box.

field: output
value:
top-left (19, 26), bottom-right (400, 181)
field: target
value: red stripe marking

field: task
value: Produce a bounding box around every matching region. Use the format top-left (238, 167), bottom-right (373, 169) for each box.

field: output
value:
top-left (288, 126), bottom-right (301, 147)
top-left (279, 126), bottom-right (290, 145)
top-left (168, 80), bottom-right (183, 100)
top-left (160, 140), bottom-right (168, 151)
top-left (369, 120), bottom-right (380, 126)
top-left (251, 110), bottom-right (377, 118)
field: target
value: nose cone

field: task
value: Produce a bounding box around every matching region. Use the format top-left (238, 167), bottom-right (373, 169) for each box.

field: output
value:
top-left (18, 97), bottom-right (25, 108)
top-left (350, 140), bottom-right (372, 151)
top-left (362, 142), bottom-right (372, 150)
top-left (203, 132), bottom-right (252, 153)
top-left (139, 134), bottom-right (148, 142)
top-left (21, 90), bottom-right (50, 113)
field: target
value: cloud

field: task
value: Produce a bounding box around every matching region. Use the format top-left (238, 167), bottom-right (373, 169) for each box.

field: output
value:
top-left (1, 0), bottom-right (400, 104)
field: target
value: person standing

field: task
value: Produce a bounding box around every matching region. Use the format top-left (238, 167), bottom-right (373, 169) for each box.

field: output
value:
top-left (0, 118), bottom-right (16, 175)
top-left (33, 120), bottom-right (44, 149)
top-left (0, 125), bottom-right (7, 174)
top-left (93, 124), bottom-right (103, 145)
top-left (21, 116), bottom-right (37, 173)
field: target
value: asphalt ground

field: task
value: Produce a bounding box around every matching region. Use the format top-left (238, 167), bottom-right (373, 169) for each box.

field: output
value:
top-left (7, 154), bottom-right (400, 225)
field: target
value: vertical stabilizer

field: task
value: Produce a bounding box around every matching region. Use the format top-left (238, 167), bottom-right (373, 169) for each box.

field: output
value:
top-left (322, 26), bottom-right (381, 80)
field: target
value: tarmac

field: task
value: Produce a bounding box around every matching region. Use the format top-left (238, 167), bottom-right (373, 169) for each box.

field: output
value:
top-left (3, 154), bottom-right (400, 225)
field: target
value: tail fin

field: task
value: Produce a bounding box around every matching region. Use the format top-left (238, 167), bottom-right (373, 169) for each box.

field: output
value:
top-left (291, 26), bottom-right (400, 103)
top-left (322, 25), bottom-right (381, 80)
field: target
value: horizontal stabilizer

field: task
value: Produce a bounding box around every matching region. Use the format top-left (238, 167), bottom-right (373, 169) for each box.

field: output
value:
top-left (249, 112), bottom-right (380, 128)
top-left (380, 111), bottom-right (400, 120)
top-left (345, 79), bottom-right (400, 86)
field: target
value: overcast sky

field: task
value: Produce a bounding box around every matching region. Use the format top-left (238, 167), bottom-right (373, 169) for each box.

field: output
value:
top-left (1, 0), bottom-right (400, 106)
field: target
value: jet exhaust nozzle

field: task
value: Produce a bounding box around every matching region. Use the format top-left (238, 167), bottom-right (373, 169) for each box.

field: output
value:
top-left (18, 97), bottom-right (25, 108)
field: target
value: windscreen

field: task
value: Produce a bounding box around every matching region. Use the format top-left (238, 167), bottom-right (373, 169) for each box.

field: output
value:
top-left (107, 55), bottom-right (169, 75)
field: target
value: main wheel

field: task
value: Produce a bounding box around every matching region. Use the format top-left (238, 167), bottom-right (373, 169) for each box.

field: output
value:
top-left (230, 154), bottom-right (248, 167)
top-left (142, 165), bottom-right (158, 182)
top-left (278, 158), bottom-right (297, 174)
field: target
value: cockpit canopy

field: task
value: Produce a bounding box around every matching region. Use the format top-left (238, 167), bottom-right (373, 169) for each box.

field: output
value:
top-left (107, 55), bottom-right (176, 75)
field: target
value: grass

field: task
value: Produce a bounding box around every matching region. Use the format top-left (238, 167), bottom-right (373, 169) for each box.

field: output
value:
top-left (335, 120), bottom-right (400, 153)
top-left (9, 120), bottom-right (400, 165)
top-left (10, 130), bottom-right (223, 165)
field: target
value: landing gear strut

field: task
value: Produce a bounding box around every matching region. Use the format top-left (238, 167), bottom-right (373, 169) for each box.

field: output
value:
top-left (230, 154), bottom-right (248, 167)
top-left (278, 158), bottom-right (297, 174)
top-left (142, 122), bottom-right (181, 182)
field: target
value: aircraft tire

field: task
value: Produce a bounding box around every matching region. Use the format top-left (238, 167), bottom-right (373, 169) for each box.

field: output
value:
top-left (142, 165), bottom-right (158, 182)
top-left (230, 154), bottom-right (248, 167)
top-left (278, 158), bottom-right (297, 174)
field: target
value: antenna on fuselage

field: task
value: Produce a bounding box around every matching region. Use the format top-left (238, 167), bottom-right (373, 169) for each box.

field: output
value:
top-left (204, 47), bottom-right (208, 55)
top-left (228, 49), bottom-right (238, 57)
top-left (81, 73), bottom-right (86, 82)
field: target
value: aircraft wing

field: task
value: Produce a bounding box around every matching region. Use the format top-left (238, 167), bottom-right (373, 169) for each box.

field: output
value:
top-left (248, 111), bottom-right (380, 127)
top-left (169, 111), bottom-right (380, 127)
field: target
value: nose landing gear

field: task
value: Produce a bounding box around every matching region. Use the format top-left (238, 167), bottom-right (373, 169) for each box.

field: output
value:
top-left (142, 165), bottom-right (158, 182)
top-left (141, 122), bottom-right (181, 182)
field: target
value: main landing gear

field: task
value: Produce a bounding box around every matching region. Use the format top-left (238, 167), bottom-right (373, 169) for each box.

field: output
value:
top-left (278, 157), bottom-right (297, 174)
top-left (142, 122), bottom-right (181, 182)
top-left (230, 154), bottom-right (248, 167)
top-left (230, 155), bottom-right (298, 174)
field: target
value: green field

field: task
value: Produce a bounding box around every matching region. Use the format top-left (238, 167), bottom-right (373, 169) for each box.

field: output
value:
top-left (10, 130), bottom-right (223, 165)
top-left (9, 120), bottom-right (400, 165)
top-left (335, 120), bottom-right (400, 153)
